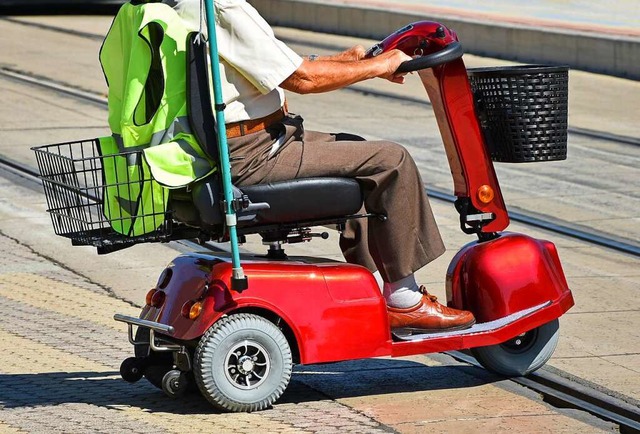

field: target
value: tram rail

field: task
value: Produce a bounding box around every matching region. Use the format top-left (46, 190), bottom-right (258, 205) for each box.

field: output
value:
top-left (1, 66), bottom-right (638, 257)
top-left (448, 351), bottom-right (640, 434)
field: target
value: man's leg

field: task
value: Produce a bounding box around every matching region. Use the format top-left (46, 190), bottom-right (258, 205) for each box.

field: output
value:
top-left (275, 130), bottom-right (474, 332)
top-left (270, 129), bottom-right (446, 282)
top-left (228, 122), bottom-right (474, 332)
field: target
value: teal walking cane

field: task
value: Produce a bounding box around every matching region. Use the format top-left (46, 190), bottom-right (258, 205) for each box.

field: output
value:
top-left (203, 0), bottom-right (248, 291)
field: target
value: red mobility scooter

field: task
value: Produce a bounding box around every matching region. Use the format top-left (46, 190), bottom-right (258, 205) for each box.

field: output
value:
top-left (33, 18), bottom-right (573, 412)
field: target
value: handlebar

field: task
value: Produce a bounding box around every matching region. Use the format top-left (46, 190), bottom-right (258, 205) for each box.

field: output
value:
top-left (396, 42), bottom-right (464, 74)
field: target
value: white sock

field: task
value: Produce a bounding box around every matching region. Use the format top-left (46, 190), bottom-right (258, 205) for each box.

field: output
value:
top-left (383, 274), bottom-right (422, 308)
top-left (372, 270), bottom-right (384, 293)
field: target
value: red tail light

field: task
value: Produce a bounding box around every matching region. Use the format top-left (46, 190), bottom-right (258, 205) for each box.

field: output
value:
top-left (181, 300), bottom-right (194, 318)
top-left (145, 289), bottom-right (157, 306)
top-left (150, 290), bottom-right (166, 308)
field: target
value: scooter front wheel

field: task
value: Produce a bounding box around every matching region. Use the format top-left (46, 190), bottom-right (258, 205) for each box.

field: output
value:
top-left (119, 357), bottom-right (144, 383)
top-left (470, 319), bottom-right (559, 376)
top-left (194, 313), bottom-right (293, 412)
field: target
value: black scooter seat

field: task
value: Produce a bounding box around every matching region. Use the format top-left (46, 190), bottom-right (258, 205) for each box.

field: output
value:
top-left (241, 177), bottom-right (362, 224)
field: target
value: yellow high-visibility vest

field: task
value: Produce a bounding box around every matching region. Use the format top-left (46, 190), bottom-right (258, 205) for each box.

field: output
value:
top-left (99, 1), bottom-right (215, 236)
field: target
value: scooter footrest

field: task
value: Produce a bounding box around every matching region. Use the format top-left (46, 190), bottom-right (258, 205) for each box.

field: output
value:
top-left (392, 301), bottom-right (550, 342)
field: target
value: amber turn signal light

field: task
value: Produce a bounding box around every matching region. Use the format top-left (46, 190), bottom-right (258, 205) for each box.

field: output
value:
top-left (189, 302), bottom-right (203, 320)
top-left (181, 300), bottom-right (203, 320)
top-left (477, 185), bottom-right (495, 204)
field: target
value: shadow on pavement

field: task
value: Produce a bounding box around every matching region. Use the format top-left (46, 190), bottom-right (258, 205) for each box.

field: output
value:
top-left (0, 371), bottom-right (216, 414)
top-left (284, 357), bottom-right (500, 403)
top-left (0, 358), bottom-right (499, 412)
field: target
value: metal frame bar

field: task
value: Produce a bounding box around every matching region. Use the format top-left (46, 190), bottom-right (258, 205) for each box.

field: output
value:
top-left (113, 314), bottom-right (181, 352)
top-left (203, 0), bottom-right (246, 290)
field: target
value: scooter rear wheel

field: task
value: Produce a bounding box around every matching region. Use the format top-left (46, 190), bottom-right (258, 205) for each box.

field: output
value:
top-left (470, 319), bottom-right (559, 376)
top-left (134, 328), bottom-right (172, 389)
top-left (194, 313), bottom-right (293, 412)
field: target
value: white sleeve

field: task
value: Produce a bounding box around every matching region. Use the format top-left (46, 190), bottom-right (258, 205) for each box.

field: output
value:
top-left (212, 0), bottom-right (303, 94)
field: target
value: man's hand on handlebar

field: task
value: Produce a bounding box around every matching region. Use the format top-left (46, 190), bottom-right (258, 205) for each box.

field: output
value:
top-left (373, 49), bottom-right (413, 84)
top-left (282, 47), bottom-right (412, 94)
top-left (305, 46), bottom-right (411, 83)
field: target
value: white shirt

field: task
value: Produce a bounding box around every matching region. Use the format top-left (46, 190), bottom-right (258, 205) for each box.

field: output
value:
top-left (167, 0), bottom-right (303, 123)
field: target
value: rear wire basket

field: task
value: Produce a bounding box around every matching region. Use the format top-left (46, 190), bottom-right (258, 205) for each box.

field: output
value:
top-left (467, 65), bottom-right (569, 163)
top-left (32, 139), bottom-right (172, 251)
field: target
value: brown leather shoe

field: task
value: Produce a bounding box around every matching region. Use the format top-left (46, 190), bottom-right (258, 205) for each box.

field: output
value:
top-left (388, 287), bottom-right (475, 334)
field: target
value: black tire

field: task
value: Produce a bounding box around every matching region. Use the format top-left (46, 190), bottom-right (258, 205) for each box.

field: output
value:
top-left (143, 363), bottom-right (173, 389)
top-left (162, 369), bottom-right (189, 398)
top-left (120, 357), bottom-right (144, 383)
top-left (134, 328), bottom-right (173, 389)
top-left (194, 313), bottom-right (293, 412)
top-left (471, 319), bottom-right (560, 376)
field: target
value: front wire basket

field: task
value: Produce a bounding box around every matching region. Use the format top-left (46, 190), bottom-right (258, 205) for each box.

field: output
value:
top-left (32, 138), bottom-right (172, 251)
top-left (468, 65), bottom-right (569, 163)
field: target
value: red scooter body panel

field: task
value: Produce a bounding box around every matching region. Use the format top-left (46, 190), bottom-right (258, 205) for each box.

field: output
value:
top-left (446, 232), bottom-right (573, 322)
top-left (147, 253), bottom-right (392, 364)
top-left (143, 232), bottom-right (573, 364)
top-left (138, 253), bottom-right (216, 338)
top-left (390, 232), bottom-right (573, 357)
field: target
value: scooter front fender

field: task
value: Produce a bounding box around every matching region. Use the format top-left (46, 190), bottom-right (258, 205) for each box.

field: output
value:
top-left (446, 232), bottom-right (574, 322)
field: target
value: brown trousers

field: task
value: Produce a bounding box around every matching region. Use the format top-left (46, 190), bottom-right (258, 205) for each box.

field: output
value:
top-left (227, 114), bottom-right (445, 282)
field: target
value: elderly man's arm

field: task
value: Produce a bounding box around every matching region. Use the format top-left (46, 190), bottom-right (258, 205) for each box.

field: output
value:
top-left (308, 45), bottom-right (367, 62)
top-left (280, 48), bottom-right (412, 94)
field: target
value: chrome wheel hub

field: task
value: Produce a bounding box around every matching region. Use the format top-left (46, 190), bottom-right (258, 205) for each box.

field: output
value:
top-left (225, 340), bottom-right (271, 390)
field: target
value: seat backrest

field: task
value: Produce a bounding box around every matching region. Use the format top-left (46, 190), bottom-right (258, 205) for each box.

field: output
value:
top-left (186, 32), bottom-right (220, 162)
top-left (180, 32), bottom-right (368, 244)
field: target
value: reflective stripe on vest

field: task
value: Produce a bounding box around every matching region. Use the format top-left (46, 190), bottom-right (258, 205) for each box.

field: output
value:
top-left (99, 136), bottom-right (168, 237)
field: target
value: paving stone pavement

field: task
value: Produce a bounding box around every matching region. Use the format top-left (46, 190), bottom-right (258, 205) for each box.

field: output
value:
top-left (0, 233), bottom-right (395, 434)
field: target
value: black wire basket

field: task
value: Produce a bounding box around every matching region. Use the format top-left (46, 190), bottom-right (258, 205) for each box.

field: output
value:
top-left (467, 65), bottom-right (569, 163)
top-left (32, 138), bottom-right (173, 251)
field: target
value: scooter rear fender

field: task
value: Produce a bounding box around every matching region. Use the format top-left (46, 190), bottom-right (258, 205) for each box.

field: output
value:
top-left (142, 253), bottom-right (392, 364)
top-left (446, 232), bottom-right (574, 322)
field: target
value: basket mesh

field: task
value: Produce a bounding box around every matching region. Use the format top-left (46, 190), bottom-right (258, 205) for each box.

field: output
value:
top-left (32, 138), bottom-right (171, 248)
top-left (468, 65), bottom-right (568, 163)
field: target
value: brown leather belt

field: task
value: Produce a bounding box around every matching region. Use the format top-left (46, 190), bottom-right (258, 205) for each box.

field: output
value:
top-left (226, 107), bottom-right (287, 139)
